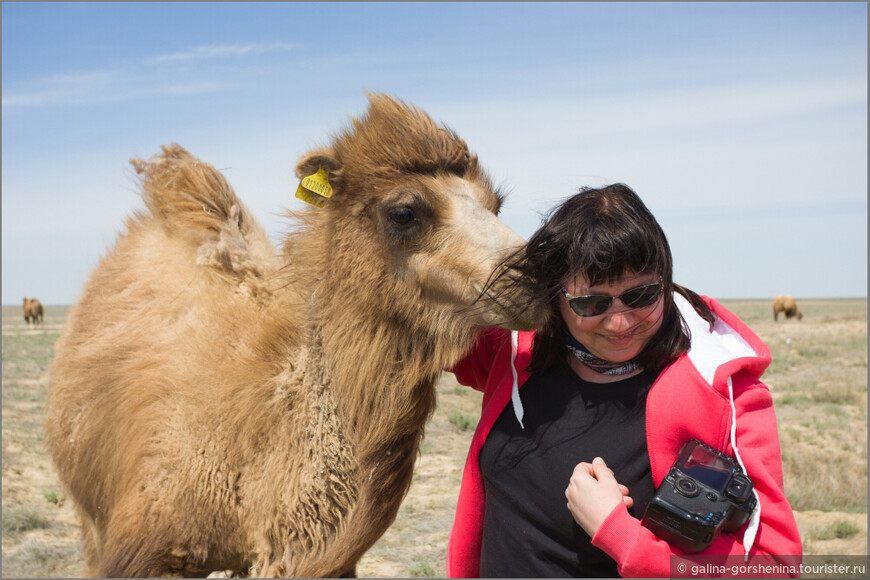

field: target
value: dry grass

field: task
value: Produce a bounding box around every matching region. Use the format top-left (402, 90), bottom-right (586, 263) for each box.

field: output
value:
top-left (724, 299), bottom-right (867, 514)
top-left (2, 305), bottom-right (85, 578)
top-left (1, 299), bottom-right (866, 577)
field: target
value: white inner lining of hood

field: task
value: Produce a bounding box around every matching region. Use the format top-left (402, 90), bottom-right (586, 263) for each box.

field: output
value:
top-left (676, 293), bottom-right (758, 385)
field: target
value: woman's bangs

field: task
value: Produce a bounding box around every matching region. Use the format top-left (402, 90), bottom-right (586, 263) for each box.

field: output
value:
top-left (571, 227), bottom-right (664, 287)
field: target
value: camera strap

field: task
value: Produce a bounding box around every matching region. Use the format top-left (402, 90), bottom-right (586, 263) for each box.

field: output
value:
top-left (727, 376), bottom-right (761, 560)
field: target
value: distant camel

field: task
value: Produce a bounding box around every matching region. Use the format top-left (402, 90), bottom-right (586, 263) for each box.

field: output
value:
top-left (773, 295), bottom-right (802, 321)
top-left (22, 297), bottom-right (44, 327)
top-left (45, 94), bottom-right (548, 577)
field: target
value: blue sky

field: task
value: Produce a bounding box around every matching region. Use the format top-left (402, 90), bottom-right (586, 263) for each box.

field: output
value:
top-left (2, 2), bottom-right (867, 305)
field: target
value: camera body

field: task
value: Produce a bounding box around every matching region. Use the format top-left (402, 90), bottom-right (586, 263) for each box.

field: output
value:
top-left (641, 439), bottom-right (756, 553)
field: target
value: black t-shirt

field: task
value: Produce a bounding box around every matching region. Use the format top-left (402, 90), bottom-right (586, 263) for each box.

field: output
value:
top-left (479, 359), bottom-right (657, 578)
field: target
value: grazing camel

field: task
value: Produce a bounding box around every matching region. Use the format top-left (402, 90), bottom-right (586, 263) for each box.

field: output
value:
top-left (773, 295), bottom-right (803, 321)
top-left (45, 94), bottom-right (548, 578)
top-left (23, 297), bottom-right (44, 327)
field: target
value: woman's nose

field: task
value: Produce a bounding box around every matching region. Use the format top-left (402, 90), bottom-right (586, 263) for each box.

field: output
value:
top-left (600, 300), bottom-right (636, 327)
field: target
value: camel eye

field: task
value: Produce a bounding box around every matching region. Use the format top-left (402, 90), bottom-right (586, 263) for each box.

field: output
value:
top-left (389, 207), bottom-right (416, 226)
top-left (378, 196), bottom-right (431, 241)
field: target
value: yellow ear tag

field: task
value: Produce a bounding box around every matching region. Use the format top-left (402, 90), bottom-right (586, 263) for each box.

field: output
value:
top-left (294, 184), bottom-right (326, 208)
top-left (301, 166), bottom-right (333, 199)
top-left (295, 166), bottom-right (333, 208)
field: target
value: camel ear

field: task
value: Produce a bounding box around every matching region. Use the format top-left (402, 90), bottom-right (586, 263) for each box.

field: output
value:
top-left (295, 148), bottom-right (340, 181)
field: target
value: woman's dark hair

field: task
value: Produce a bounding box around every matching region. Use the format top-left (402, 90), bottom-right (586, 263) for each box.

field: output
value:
top-left (523, 183), bottom-right (715, 374)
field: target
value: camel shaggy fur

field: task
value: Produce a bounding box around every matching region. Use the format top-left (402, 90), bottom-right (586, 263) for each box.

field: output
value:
top-left (46, 95), bottom-right (548, 578)
top-left (23, 297), bottom-right (44, 327)
top-left (773, 295), bottom-right (802, 321)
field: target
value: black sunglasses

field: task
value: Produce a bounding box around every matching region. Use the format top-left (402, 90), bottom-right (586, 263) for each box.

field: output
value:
top-left (560, 279), bottom-right (664, 317)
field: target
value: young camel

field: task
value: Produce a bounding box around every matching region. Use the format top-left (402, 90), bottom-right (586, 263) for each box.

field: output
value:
top-left (45, 95), bottom-right (548, 578)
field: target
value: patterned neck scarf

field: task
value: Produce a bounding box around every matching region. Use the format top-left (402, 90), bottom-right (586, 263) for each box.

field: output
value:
top-left (563, 331), bottom-right (640, 376)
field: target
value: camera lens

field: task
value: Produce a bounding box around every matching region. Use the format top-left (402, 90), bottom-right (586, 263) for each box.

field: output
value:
top-left (676, 477), bottom-right (699, 497)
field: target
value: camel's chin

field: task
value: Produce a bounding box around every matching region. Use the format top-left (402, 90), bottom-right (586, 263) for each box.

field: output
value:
top-left (471, 288), bottom-right (548, 332)
top-left (489, 314), bottom-right (542, 332)
top-left (503, 319), bottom-right (540, 332)
top-left (465, 274), bottom-right (549, 332)
top-left (476, 303), bottom-right (545, 332)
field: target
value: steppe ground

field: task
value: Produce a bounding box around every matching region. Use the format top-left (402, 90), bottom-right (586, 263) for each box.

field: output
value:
top-left (2, 299), bottom-right (866, 578)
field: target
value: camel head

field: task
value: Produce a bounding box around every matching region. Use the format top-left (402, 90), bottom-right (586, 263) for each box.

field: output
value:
top-left (289, 94), bottom-right (549, 341)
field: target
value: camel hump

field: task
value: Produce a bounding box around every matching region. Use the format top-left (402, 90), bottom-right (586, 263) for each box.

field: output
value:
top-left (131, 143), bottom-right (253, 241)
top-left (131, 144), bottom-right (274, 284)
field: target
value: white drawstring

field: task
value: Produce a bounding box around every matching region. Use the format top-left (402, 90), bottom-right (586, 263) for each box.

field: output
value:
top-left (510, 330), bottom-right (524, 429)
top-left (728, 376), bottom-right (760, 560)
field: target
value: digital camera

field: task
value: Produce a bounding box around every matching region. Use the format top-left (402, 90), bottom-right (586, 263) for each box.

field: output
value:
top-left (641, 439), bottom-right (756, 553)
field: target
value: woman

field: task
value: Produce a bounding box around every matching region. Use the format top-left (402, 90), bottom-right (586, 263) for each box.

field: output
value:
top-left (446, 184), bottom-right (801, 577)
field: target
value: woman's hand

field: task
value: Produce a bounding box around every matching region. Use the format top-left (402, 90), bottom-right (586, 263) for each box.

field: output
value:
top-left (565, 456), bottom-right (633, 537)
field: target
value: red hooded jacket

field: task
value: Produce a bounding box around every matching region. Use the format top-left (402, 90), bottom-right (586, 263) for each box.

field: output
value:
top-left (446, 295), bottom-right (801, 577)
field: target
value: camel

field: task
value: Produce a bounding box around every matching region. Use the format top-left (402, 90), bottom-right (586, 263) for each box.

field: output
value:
top-left (45, 94), bottom-right (548, 578)
top-left (23, 297), bottom-right (44, 327)
top-left (773, 295), bottom-right (803, 321)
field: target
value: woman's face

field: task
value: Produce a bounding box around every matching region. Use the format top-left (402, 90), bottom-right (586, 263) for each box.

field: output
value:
top-left (559, 271), bottom-right (665, 363)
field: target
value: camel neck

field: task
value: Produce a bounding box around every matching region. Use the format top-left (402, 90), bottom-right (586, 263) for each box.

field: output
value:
top-left (280, 320), bottom-right (436, 577)
top-left (306, 315), bottom-right (440, 444)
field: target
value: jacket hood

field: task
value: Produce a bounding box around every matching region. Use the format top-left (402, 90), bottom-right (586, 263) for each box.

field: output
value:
top-left (677, 293), bottom-right (771, 390)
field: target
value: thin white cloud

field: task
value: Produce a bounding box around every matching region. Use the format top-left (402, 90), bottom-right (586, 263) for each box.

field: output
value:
top-left (145, 42), bottom-right (295, 65)
top-left (2, 41), bottom-right (295, 109)
top-left (2, 69), bottom-right (122, 107)
top-left (2, 71), bottom-right (227, 108)
top-left (437, 76), bottom-right (867, 147)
